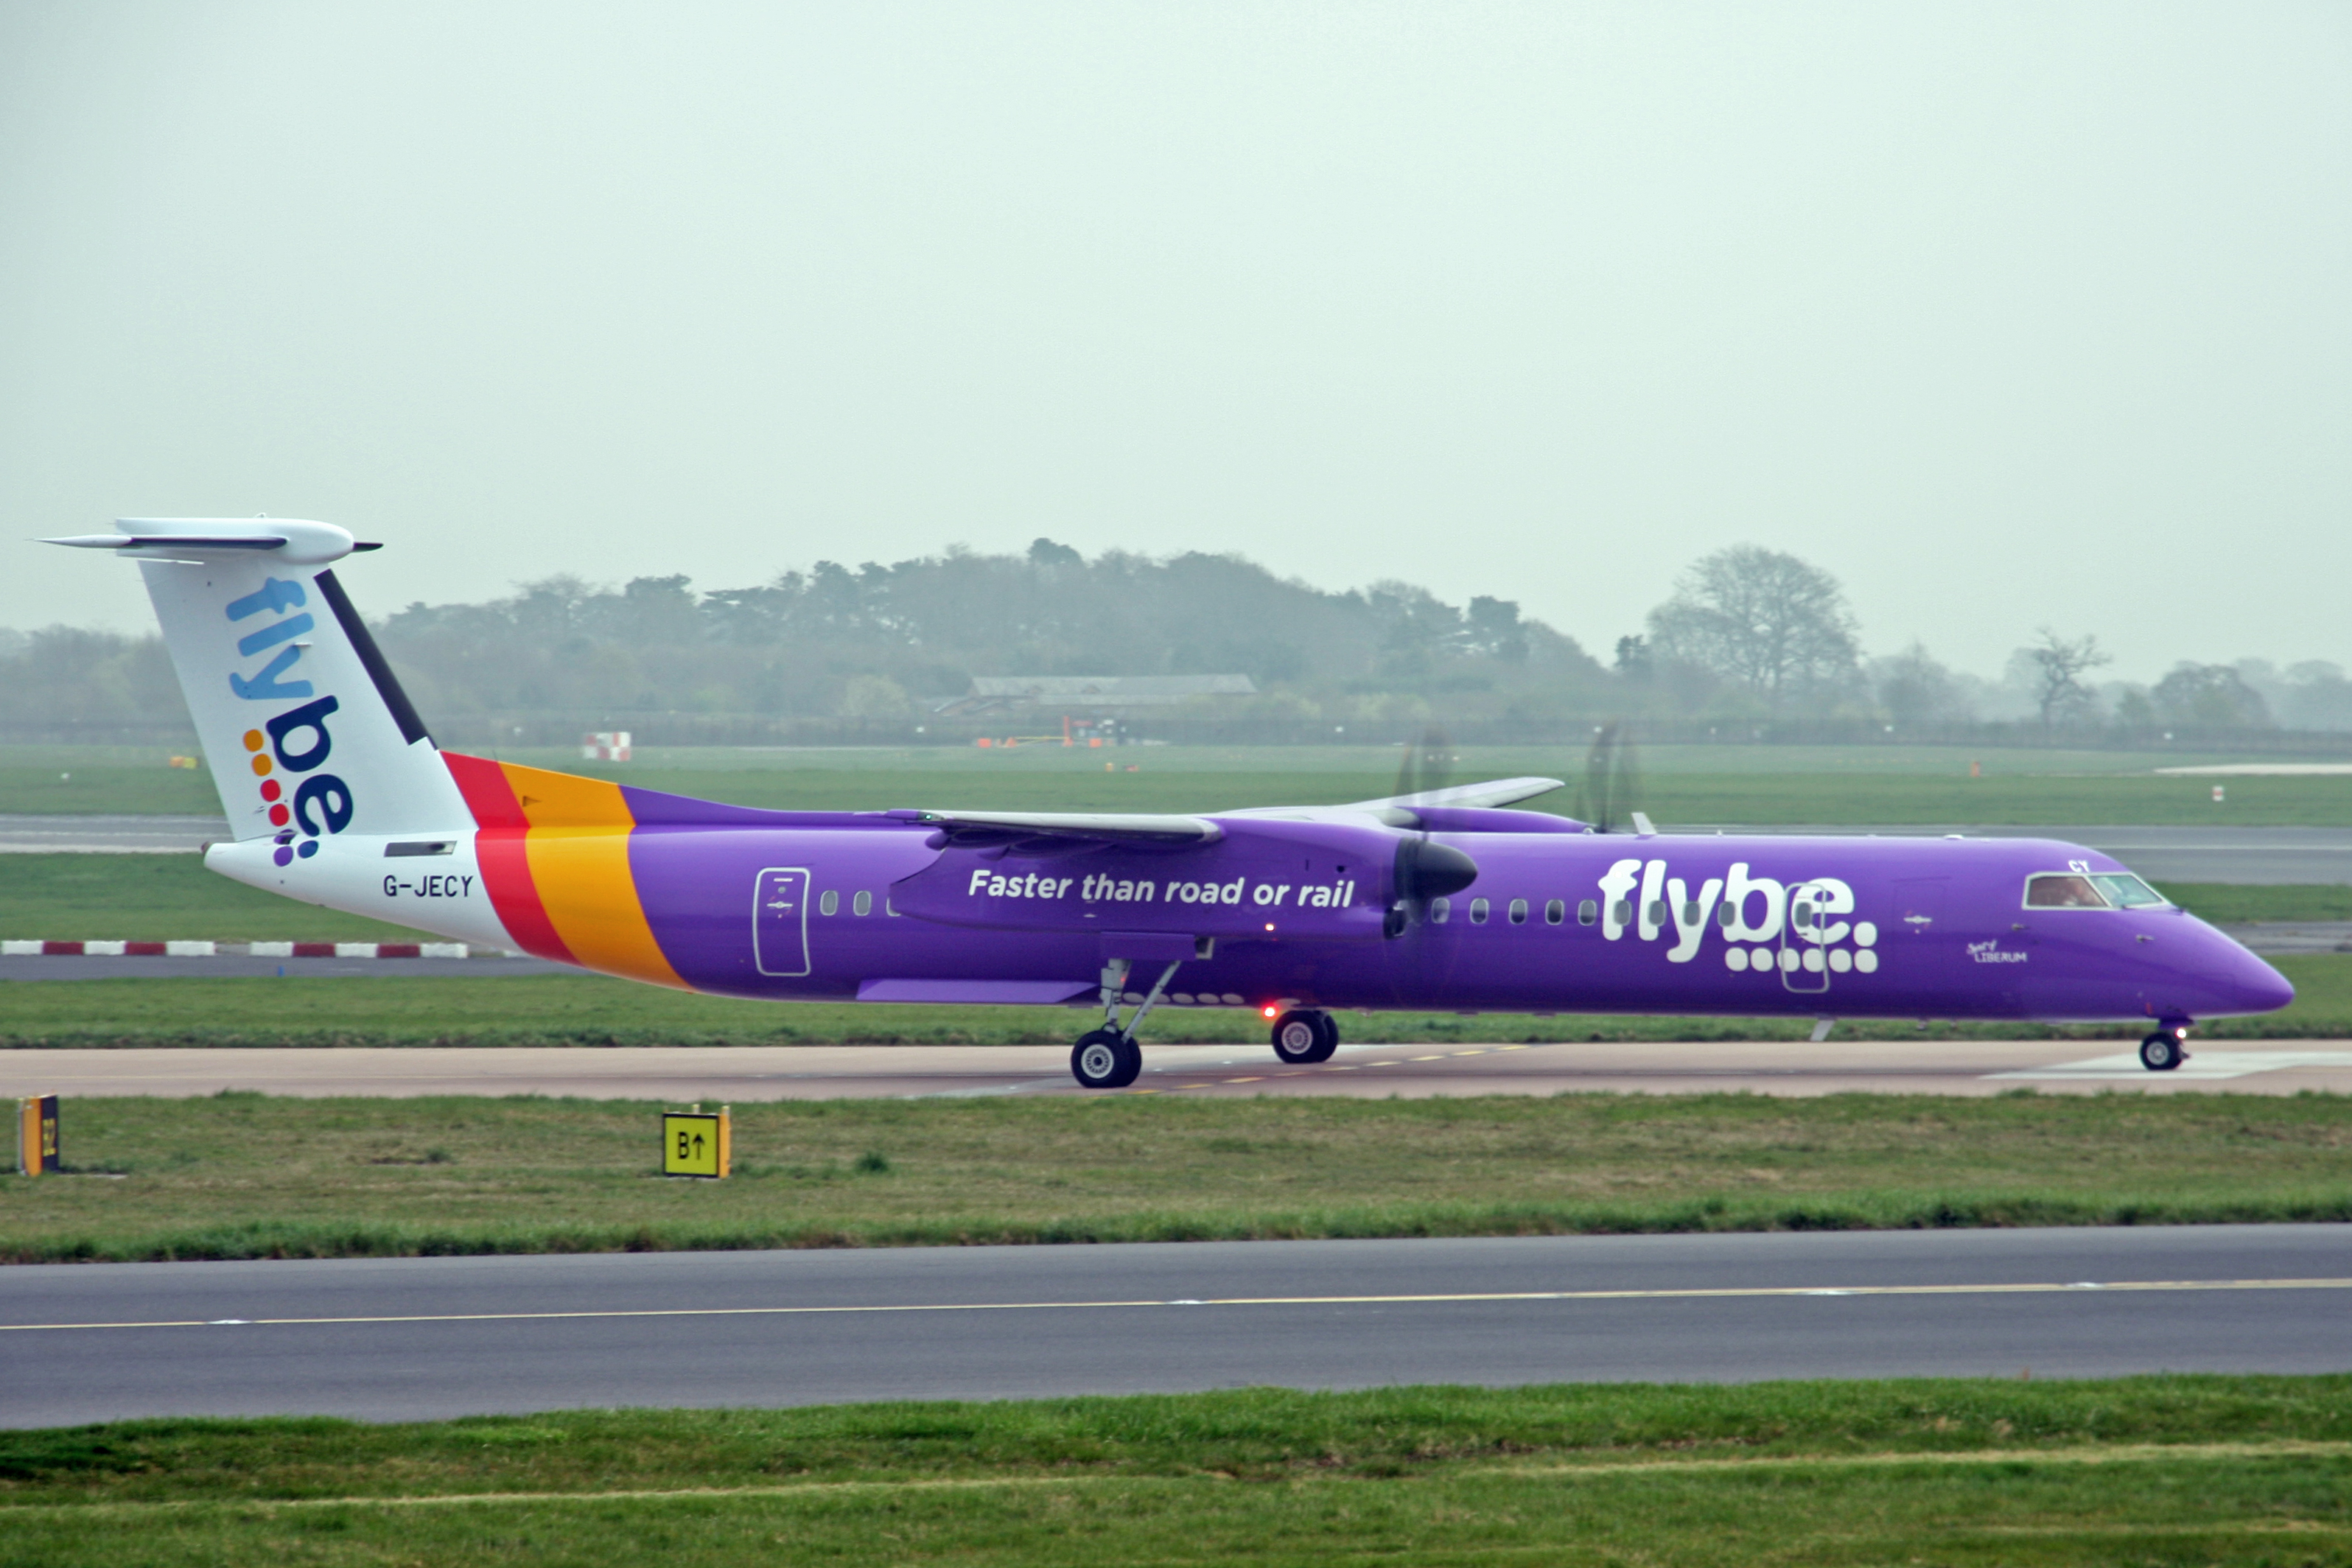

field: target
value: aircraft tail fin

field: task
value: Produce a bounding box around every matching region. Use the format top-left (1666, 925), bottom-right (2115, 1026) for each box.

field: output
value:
top-left (47, 519), bottom-right (470, 851)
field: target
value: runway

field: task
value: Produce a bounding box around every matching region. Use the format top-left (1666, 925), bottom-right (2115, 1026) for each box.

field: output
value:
top-left (8, 1037), bottom-right (2352, 1102)
top-left (1709, 824), bottom-right (2352, 885)
top-left (0, 813), bottom-right (225, 853)
top-left (3, 1225), bottom-right (2345, 1426)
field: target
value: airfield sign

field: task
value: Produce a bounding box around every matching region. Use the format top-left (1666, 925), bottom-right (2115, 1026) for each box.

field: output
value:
top-left (662, 1106), bottom-right (729, 1179)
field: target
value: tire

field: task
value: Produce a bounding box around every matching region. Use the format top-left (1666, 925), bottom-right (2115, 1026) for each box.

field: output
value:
top-left (1271, 1009), bottom-right (1338, 1065)
top-left (1072, 1029), bottom-right (1142, 1089)
top-left (2139, 1032), bottom-right (2186, 1072)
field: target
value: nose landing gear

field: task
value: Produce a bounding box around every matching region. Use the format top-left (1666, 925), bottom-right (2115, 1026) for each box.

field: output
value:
top-left (2139, 1024), bottom-right (2192, 1072)
top-left (1270, 1009), bottom-right (1339, 1065)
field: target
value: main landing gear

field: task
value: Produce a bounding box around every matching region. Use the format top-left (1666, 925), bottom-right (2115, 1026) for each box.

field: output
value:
top-left (2139, 1025), bottom-right (2193, 1072)
top-left (1068, 955), bottom-right (1185, 1089)
top-left (1270, 1009), bottom-right (1339, 1065)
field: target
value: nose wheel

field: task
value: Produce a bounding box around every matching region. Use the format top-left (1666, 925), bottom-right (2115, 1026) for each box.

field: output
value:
top-left (1270, 1009), bottom-right (1339, 1064)
top-left (2139, 1029), bottom-right (2191, 1072)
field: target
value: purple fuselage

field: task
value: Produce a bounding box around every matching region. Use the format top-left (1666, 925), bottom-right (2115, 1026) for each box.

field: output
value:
top-left (623, 812), bottom-right (2293, 1027)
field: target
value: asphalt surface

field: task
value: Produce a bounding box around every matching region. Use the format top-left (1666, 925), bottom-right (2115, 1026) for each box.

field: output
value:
top-left (0, 813), bottom-right (226, 853)
top-left (0, 955), bottom-right (559, 979)
top-left (1701, 824), bottom-right (2352, 885)
top-left (10, 1038), bottom-right (2352, 1101)
top-left (3, 1225), bottom-right (2345, 1426)
top-left (6, 815), bottom-right (2351, 882)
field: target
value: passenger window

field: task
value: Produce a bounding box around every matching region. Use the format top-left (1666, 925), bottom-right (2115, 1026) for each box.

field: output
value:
top-left (1718, 901), bottom-right (1736, 927)
top-left (1469, 897), bottom-right (1489, 925)
top-left (1681, 902), bottom-right (1700, 925)
top-left (2090, 873), bottom-right (2167, 909)
top-left (1546, 899), bottom-right (1566, 925)
top-left (1645, 900), bottom-right (1665, 927)
top-left (1430, 897), bottom-right (1451, 924)
top-left (819, 889), bottom-right (840, 916)
top-left (1578, 899), bottom-right (1597, 925)
top-left (1613, 900), bottom-right (1632, 926)
top-left (2024, 874), bottom-right (2110, 909)
top-left (853, 891), bottom-right (872, 917)
top-left (1508, 898), bottom-right (1528, 925)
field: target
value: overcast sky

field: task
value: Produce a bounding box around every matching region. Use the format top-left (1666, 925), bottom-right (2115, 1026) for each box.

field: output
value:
top-left (3, 2), bottom-right (2345, 683)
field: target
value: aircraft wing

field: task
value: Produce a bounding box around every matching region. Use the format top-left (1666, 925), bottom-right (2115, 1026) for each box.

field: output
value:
top-left (1335, 775), bottom-right (1567, 813)
top-left (892, 809), bottom-right (1224, 847)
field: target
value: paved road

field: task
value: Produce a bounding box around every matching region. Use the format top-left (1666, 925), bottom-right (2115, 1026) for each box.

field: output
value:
top-left (0, 814), bottom-right (225, 853)
top-left (10, 1038), bottom-right (2352, 1102)
top-left (6, 816), bottom-right (2350, 882)
top-left (2, 1226), bottom-right (2345, 1426)
top-left (0, 955), bottom-right (559, 980)
top-left (1696, 825), bottom-right (2352, 885)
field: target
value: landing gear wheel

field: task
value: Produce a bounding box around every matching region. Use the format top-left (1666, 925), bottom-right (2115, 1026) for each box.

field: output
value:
top-left (1270, 1009), bottom-right (1338, 1065)
top-left (1071, 1029), bottom-right (1142, 1089)
top-left (2139, 1032), bottom-right (2188, 1072)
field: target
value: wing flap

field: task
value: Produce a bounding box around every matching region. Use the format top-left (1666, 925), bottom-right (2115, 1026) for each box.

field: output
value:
top-left (889, 809), bottom-right (1222, 847)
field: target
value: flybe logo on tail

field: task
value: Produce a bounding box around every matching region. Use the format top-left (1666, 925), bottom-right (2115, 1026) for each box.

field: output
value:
top-left (226, 576), bottom-right (354, 864)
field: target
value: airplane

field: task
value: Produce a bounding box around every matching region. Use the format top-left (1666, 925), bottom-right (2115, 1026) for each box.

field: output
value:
top-left (48, 519), bottom-right (2295, 1088)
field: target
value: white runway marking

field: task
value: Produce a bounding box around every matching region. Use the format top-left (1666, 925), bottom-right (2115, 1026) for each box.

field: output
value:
top-left (7, 1276), bottom-right (2348, 1335)
top-left (1989, 1051), bottom-right (2352, 1082)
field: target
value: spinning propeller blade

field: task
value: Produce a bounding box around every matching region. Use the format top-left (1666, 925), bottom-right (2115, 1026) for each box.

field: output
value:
top-left (1572, 721), bottom-right (1644, 833)
top-left (1384, 729), bottom-right (1479, 936)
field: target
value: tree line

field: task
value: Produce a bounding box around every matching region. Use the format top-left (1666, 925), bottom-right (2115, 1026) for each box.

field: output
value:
top-left (4, 540), bottom-right (2347, 739)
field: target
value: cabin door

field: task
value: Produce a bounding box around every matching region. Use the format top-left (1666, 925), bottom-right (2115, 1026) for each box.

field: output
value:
top-left (1778, 879), bottom-right (1832, 994)
top-left (753, 867), bottom-right (813, 977)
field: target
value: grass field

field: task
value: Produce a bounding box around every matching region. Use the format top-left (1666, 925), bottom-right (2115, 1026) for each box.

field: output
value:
top-left (2, 955), bottom-right (2346, 1049)
top-left (5, 1091), bottom-right (2348, 1262)
top-left (7, 741), bottom-right (2352, 823)
top-left (3, 846), bottom-right (2348, 946)
top-left (4, 1377), bottom-right (2348, 1564)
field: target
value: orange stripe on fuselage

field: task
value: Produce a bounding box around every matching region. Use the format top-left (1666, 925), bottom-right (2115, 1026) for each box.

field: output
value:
top-left (441, 753), bottom-right (684, 990)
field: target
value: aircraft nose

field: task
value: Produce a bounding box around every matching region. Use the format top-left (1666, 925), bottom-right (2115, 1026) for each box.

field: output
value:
top-left (2206, 935), bottom-right (2295, 1016)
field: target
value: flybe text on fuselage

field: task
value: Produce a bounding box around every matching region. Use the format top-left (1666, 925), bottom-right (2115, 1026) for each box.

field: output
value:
top-left (1591, 856), bottom-right (1880, 975)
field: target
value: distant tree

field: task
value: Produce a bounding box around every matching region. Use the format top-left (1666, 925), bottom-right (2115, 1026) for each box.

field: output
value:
top-left (1644, 545), bottom-right (1860, 711)
top-left (2152, 663), bottom-right (2272, 730)
top-left (1463, 596), bottom-right (1528, 664)
top-left (2015, 628), bottom-right (2111, 730)
top-left (2278, 661), bottom-right (2352, 732)
top-left (1027, 538), bottom-right (1084, 570)
top-left (1870, 643), bottom-right (1971, 729)
top-left (1613, 634), bottom-right (1652, 682)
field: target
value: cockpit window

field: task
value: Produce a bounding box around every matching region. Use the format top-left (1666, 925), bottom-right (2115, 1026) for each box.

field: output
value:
top-left (2024, 873), bottom-right (2109, 909)
top-left (2090, 873), bottom-right (2168, 909)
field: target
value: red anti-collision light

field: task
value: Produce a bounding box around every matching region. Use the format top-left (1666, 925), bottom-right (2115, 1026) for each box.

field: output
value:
top-left (1261, 1004), bottom-right (1278, 1019)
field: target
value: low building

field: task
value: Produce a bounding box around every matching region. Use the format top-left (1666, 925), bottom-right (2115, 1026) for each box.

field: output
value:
top-left (936, 674), bottom-right (1256, 718)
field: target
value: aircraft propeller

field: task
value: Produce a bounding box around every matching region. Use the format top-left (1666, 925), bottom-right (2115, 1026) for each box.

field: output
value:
top-left (1384, 727), bottom-right (1480, 937)
top-left (1572, 720), bottom-right (1643, 833)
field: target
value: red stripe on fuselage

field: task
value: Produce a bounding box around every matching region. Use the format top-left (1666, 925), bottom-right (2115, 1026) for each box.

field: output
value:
top-left (442, 752), bottom-right (576, 964)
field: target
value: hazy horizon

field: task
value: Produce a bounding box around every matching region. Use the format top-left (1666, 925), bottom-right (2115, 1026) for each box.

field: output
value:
top-left (4, 2), bottom-right (2346, 686)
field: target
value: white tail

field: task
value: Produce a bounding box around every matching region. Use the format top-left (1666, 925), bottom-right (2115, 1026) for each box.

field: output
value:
top-left (49, 519), bottom-right (469, 855)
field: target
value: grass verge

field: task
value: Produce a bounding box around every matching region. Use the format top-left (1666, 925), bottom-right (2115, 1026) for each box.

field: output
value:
top-left (4, 1091), bottom-right (2348, 1263)
top-left (2, 953), bottom-right (2347, 1048)
top-left (4, 1377), bottom-right (2349, 1565)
